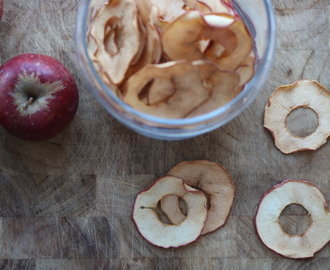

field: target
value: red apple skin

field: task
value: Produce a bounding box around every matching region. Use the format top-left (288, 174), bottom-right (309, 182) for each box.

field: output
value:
top-left (131, 176), bottom-right (206, 248)
top-left (253, 179), bottom-right (329, 259)
top-left (0, 0), bottom-right (3, 21)
top-left (0, 54), bottom-right (79, 141)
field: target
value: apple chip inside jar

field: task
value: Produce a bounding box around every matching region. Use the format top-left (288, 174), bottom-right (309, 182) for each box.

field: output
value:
top-left (88, 0), bottom-right (141, 85)
top-left (161, 160), bottom-right (235, 235)
top-left (122, 60), bottom-right (218, 118)
top-left (186, 60), bottom-right (240, 117)
top-left (87, 0), bottom-right (255, 118)
top-left (183, 0), bottom-right (212, 13)
top-left (125, 0), bottom-right (162, 78)
top-left (255, 180), bottom-right (330, 259)
top-left (235, 52), bottom-right (255, 90)
top-left (132, 176), bottom-right (208, 248)
top-left (162, 11), bottom-right (253, 71)
top-left (197, 0), bottom-right (236, 15)
top-left (150, 0), bottom-right (186, 23)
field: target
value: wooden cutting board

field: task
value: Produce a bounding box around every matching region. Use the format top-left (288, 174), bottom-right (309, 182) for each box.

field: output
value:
top-left (1, 0), bottom-right (330, 269)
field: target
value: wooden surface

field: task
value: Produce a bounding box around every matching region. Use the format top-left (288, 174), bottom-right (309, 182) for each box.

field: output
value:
top-left (1, 0), bottom-right (330, 269)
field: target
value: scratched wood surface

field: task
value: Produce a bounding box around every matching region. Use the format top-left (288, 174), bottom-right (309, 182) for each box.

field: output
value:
top-left (0, 0), bottom-right (330, 269)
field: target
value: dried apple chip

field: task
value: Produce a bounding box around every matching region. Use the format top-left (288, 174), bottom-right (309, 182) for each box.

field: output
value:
top-left (125, 0), bottom-right (162, 78)
top-left (150, 0), bottom-right (186, 23)
top-left (186, 60), bottom-right (240, 117)
top-left (255, 180), bottom-right (330, 259)
top-left (129, 16), bottom-right (147, 66)
top-left (122, 60), bottom-right (215, 118)
top-left (200, 0), bottom-right (236, 15)
top-left (88, 0), bottom-right (141, 85)
top-left (183, 0), bottom-right (212, 13)
top-left (203, 14), bottom-right (253, 71)
top-left (264, 80), bottom-right (330, 154)
top-left (162, 11), bottom-right (253, 71)
top-left (162, 160), bottom-right (235, 235)
top-left (162, 11), bottom-right (205, 62)
top-left (132, 176), bottom-right (207, 248)
top-left (235, 52), bottom-right (255, 89)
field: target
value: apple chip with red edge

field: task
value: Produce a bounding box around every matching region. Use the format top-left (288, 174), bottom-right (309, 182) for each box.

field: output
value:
top-left (199, 0), bottom-right (236, 15)
top-left (125, 0), bottom-right (162, 79)
top-left (255, 180), bottom-right (330, 259)
top-left (183, 0), bottom-right (211, 13)
top-left (88, 0), bottom-right (141, 85)
top-left (264, 80), bottom-right (330, 154)
top-left (203, 13), bottom-right (253, 71)
top-left (0, 53), bottom-right (79, 141)
top-left (162, 11), bottom-right (206, 62)
top-left (132, 176), bottom-right (208, 248)
top-left (149, 0), bottom-right (186, 23)
top-left (122, 60), bottom-right (213, 119)
top-left (185, 60), bottom-right (240, 117)
top-left (234, 52), bottom-right (255, 92)
top-left (162, 11), bottom-right (253, 71)
top-left (161, 160), bottom-right (235, 235)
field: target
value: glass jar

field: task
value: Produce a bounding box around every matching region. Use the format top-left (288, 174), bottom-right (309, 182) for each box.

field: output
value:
top-left (75, 0), bottom-right (276, 140)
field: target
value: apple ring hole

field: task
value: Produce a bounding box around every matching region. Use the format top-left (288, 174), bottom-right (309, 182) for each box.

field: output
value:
top-left (177, 196), bottom-right (188, 216)
top-left (286, 107), bottom-right (319, 138)
top-left (156, 196), bottom-right (188, 224)
top-left (155, 200), bottom-right (174, 225)
top-left (278, 203), bottom-right (312, 236)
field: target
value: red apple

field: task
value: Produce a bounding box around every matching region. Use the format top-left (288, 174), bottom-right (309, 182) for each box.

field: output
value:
top-left (0, 0), bottom-right (3, 21)
top-left (0, 54), bottom-right (79, 141)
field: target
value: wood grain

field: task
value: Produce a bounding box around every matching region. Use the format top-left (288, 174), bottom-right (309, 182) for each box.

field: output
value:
top-left (1, 0), bottom-right (330, 269)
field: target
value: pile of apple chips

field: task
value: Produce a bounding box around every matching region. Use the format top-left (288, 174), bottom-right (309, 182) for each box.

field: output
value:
top-left (132, 160), bottom-right (235, 248)
top-left (87, 0), bottom-right (255, 118)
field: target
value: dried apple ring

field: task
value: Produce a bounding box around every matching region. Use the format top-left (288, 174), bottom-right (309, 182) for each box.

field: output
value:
top-left (122, 60), bottom-right (220, 118)
top-left (203, 14), bottom-right (253, 71)
top-left (186, 60), bottom-right (240, 117)
top-left (255, 180), bottom-right (330, 259)
top-left (132, 176), bottom-right (207, 248)
top-left (150, 0), bottom-right (186, 23)
top-left (199, 0), bottom-right (236, 15)
top-left (162, 11), bottom-right (253, 71)
top-left (125, 0), bottom-right (162, 78)
top-left (264, 80), bottom-right (330, 154)
top-left (183, 0), bottom-right (211, 13)
top-left (162, 160), bottom-right (235, 235)
top-left (235, 52), bottom-right (255, 90)
top-left (88, 0), bottom-right (141, 85)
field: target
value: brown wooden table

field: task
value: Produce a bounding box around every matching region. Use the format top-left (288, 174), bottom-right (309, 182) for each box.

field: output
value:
top-left (0, 0), bottom-right (330, 269)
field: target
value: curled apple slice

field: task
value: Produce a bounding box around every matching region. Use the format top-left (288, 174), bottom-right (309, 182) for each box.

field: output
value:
top-left (255, 180), bottom-right (330, 259)
top-left (125, 0), bottom-right (162, 79)
top-left (183, 0), bottom-right (212, 13)
top-left (264, 80), bottom-right (330, 154)
top-left (162, 11), bottom-right (205, 62)
top-left (150, 0), bottom-right (186, 23)
top-left (88, 0), bottom-right (141, 85)
top-left (122, 60), bottom-right (214, 118)
top-left (235, 52), bottom-right (255, 90)
top-left (162, 11), bottom-right (252, 71)
top-left (203, 14), bottom-right (253, 71)
top-left (132, 176), bottom-right (207, 248)
top-left (185, 60), bottom-right (240, 117)
top-left (162, 160), bottom-right (235, 235)
top-left (200, 0), bottom-right (236, 15)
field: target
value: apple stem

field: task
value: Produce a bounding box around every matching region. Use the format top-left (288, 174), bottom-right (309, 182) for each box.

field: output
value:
top-left (24, 97), bottom-right (35, 109)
